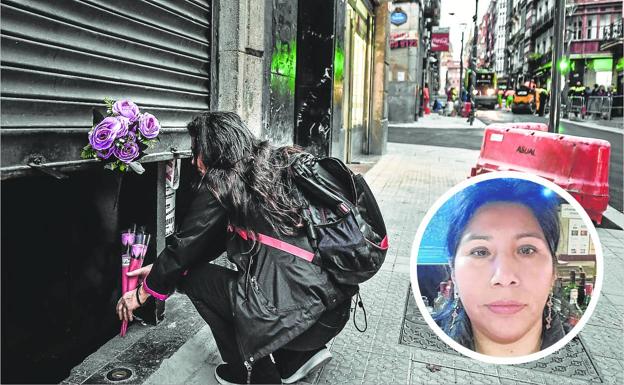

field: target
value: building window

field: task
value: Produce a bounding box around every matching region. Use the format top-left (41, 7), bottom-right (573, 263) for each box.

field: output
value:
top-left (574, 17), bottom-right (583, 40)
top-left (587, 15), bottom-right (597, 39)
top-left (598, 14), bottom-right (610, 39)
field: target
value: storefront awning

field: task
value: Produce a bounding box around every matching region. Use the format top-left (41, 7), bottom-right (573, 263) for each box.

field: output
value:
top-left (569, 53), bottom-right (612, 60)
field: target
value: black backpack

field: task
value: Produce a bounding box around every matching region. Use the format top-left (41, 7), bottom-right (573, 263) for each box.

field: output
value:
top-left (290, 154), bottom-right (388, 287)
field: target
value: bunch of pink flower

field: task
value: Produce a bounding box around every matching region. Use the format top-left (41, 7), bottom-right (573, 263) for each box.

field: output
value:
top-left (81, 99), bottom-right (160, 172)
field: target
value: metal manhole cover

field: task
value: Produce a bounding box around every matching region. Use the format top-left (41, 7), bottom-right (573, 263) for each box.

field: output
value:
top-left (400, 286), bottom-right (603, 383)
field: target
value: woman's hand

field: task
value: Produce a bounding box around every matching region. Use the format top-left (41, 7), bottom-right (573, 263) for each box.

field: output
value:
top-left (116, 264), bottom-right (153, 322)
top-left (127, 264), bottom-right (153, 281)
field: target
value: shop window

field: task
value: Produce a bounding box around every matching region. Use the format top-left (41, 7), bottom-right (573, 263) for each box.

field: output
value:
top-left (595, 72), bottom-right (612, 87)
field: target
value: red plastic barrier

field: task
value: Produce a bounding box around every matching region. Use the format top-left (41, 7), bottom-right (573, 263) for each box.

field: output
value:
top-left (486, 122), bottom-right (549, 132)
top-left (471, 126), bottom-right (611, 223)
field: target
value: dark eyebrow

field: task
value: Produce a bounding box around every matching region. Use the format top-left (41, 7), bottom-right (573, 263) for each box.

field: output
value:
top-left (462, 234), bottom-right (491, 242)
top-left (515, 232), bottom-right (546, 240)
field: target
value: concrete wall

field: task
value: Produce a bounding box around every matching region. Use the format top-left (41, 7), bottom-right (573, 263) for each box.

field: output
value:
top-left (387, 1), bottom-right (421, 122)
top-left (264, 0), bottom-right (299, 146)
top-left (216, 0), bottom-right (266, 136)
top-left (387, 81), bottom-right (417, 122)
top-left (370, 3), bottom-right (389, 155)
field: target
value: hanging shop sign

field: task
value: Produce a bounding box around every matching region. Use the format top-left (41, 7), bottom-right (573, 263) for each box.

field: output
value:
top-left (390, 31), bottom-right (418, 49)
top-left (431, 27), bottom-right (450, 52)
top-left (390, 8), bottom-right (408, 26)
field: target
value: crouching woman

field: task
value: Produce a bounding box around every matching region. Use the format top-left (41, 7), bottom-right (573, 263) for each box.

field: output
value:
top-left (116, 112), bottom-right (351, 384)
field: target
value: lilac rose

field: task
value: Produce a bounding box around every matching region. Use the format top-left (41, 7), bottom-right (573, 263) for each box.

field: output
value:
top-left (89, 117), bottom-right (122, 150)
top-left (114, 141), bottom-right (140, 163)
top-left (138, 113), bottom-right (160, 139)
top-left (116, 116), bottom-right (130, 138)
top-left (112, 100), bottom-right (140, 121)
top-left (96, 147), bottom-right (115, 160)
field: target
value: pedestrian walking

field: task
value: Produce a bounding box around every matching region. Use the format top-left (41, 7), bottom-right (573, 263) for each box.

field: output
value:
top-left (505, 91), bottom-right (514, 111)
top-left (423, 83), bottom-right (431, 114)
top-left (537, 88), bottom-right (548, 117)
top-left (115, 112), bottom-right (366, 384)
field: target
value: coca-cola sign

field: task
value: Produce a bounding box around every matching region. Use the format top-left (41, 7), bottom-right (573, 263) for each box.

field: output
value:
top-left (431, 27), bottom-right (449, 52)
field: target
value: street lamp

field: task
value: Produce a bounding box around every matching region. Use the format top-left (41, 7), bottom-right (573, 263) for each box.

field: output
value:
top-left (468, 0), bottom-right (479, 126)
top-left (458, 22), bottom-right (468, 104)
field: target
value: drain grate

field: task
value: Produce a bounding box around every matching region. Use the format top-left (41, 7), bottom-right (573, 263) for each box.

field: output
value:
top-left (106, 368), bottom-right (132, 382)
top-left (400, 288), bottom-right (603, 383)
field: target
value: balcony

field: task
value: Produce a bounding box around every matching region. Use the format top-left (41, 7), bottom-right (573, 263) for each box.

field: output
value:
top-left (603, 21), bottom-right (623, 41)
top-left (600, 20), bottom-right (623, 51)
top-left (532, 8), bottom-right (554, 36)
top-left (528, 50), bottom-right (552, 73)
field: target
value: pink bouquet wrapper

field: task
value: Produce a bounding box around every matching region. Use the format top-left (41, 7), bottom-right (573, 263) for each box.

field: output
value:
top-left (121, 235), bottom-right (150, 337)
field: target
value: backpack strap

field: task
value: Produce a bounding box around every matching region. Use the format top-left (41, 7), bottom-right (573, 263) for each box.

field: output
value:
top-left (291, 155), bottom-right (352, 217)
top-left (227, 225), bottom-right (315, 262)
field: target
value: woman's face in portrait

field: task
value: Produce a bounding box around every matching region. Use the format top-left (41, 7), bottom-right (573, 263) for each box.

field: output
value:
top-left (453, 202), bottom-right (554, 355)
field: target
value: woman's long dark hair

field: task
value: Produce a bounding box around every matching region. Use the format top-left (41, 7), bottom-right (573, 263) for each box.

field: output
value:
top-left (187, 112), bottom-right (305, 235)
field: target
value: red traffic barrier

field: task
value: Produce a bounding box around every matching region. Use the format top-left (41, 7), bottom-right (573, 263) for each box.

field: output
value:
top-left (471, 126), bottom-right (611, 223)
top-left (486, 122), bottom-right (549, 132)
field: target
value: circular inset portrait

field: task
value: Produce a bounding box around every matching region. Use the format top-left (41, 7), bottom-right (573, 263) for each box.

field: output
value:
top-left (410, 171), bottom-right (603, 364)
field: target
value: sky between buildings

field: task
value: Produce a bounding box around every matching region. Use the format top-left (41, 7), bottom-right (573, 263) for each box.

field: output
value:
top-left (439, 0), bottom-right (492, 61)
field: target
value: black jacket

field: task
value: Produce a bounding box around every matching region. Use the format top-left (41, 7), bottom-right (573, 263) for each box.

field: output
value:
top-left (144, 183), bottom-right (348, 367)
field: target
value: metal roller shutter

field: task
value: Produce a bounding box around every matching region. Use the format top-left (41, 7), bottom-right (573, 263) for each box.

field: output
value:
top-left (1, 0), bottom-right (213, 179)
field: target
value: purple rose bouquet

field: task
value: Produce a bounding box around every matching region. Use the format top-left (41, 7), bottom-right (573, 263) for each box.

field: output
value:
top-left (81, 98), bottom-right (160, 173)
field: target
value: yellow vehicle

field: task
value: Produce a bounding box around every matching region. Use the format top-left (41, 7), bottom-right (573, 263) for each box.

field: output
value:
top-left (512, 85), bottom-right (536, 114)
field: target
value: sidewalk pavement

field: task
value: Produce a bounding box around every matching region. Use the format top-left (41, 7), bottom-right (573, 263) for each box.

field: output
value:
top-left (65, 142), bottom-right (624, 385)
top-left (560, 117), bottom-right (623, 134)
top-left (390, 113), bottom-right (486, 129)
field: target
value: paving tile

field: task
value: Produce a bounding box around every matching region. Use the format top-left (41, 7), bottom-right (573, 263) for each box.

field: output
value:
top-left (584, 301), bottom-right (623, 330)
top-left (455, 369), bottom-right (501, 385)
top-left (314, 347), bottom-right (369, 385)
top-left (409, 361), bottom-right (456, 385)
top-left (371, 318), bottom-right (412, 357)
top-left (595, 357), bottom-right (624, 385)
top-left (579, 325), bottom-right (624, 360)
top-left (602, 293), bottom-right (624, 307)
top-left (392, 264), bottom-right (411, 274)
top-left (517, 337), bottom-right (602, 383)
top-left (400, 317), bottom-right (456, 355)
top-left (380, 279), bottom-right (410, 321)
top-left (499, 378), bottom-right (539, 385)
top-left (540, 372), bottom-right (590, 385)
top-left (588, 356), bottom-right (624, 385)
top-left (358, 282), bottom-right (390, 318)
top-left (361, 352), bottom-right (411, 384)
top-left (331, 315), bottom-right (379, 354)
top-left (413, 348), bottom-right (499, 376)
top-left (497, 366), bottom-right (546, 385)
